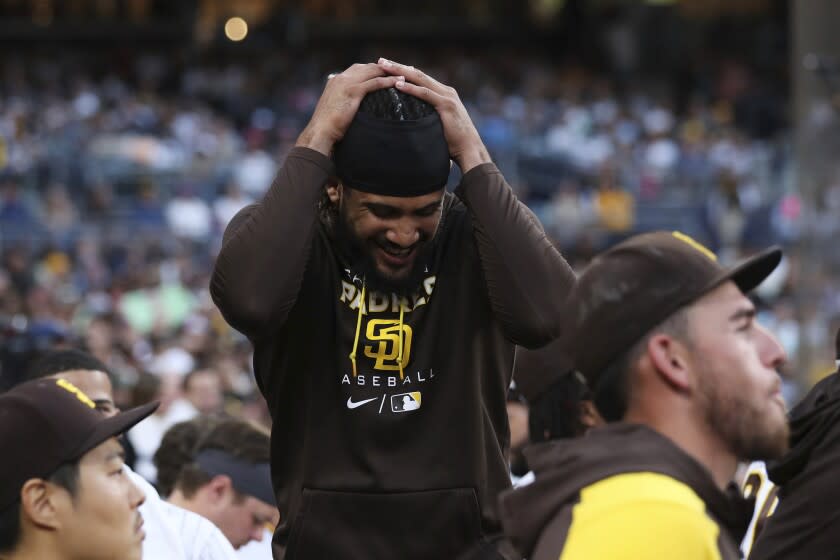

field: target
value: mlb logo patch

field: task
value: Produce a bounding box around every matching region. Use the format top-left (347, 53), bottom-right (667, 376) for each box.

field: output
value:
top-left (391, 392), bottom-right (421, 413)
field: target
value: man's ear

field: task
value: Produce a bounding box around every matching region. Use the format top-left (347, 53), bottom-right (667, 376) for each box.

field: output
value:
top-left (326, 178), bottom-right (342, 204)
top-left (206, 475), bottom-right (235, 505)
top-left (579, 400), bottom-right (604, 432)
top-left (646, 334), bottom-right (692, 393)
top-left (20, 479), bottom-right (66, 530)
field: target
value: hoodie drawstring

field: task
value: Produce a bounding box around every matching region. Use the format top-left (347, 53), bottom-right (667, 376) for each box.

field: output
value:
top-left (349, 284), bottom-right (407, 380)
top-left (349, 284), bottom-right (366, 377)
top-left (398, 303), bottom-right (405, 380)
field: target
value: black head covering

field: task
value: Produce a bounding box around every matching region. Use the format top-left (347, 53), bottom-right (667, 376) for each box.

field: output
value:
top-left (333, 87), bottom-right (450, 197)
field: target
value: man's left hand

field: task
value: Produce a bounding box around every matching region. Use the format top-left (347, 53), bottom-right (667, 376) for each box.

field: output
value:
top-left (377, 58), bottom-right (491, 174)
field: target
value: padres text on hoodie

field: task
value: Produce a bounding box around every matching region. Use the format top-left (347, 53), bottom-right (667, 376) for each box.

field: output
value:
top-left (211, 147), bottom-right (575, 559)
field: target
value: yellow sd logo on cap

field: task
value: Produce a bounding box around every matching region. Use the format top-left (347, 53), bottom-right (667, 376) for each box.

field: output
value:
top-left (55, 378), bottom-right (96, 409)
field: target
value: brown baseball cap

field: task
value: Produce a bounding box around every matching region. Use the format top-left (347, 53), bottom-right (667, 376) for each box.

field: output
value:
top-left (564, 231), bottom-right (782, 392)
top-left (0, 378), bottom-right (158, 511)
top-left (513, 338), bottom-right (575, 404)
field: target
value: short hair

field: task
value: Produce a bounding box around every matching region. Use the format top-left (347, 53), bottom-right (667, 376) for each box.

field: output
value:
top-left (528, 372), bottom-right (593, 442)
top-left (0, 462), bottom-right (79, 554)
top-left (358, 87), bottom-right (436, 121)
top-left (181, 368), bottom-right (219, 393)
top-left (593, 308), bottom-right (690, 422)
top-left (164, 418), bottom-right (270, 500)
top-left (153, 416), bottom-right (222, 498)
top-left (131, 373), bottom-right (160, 408)
top-left (27, 349), bottom-right (112, 384)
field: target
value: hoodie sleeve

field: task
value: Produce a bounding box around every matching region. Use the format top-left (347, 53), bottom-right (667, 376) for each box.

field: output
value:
top-left (210, 147), bottom-right (333, 339)
top-left (455, 163), bottom-right (575, 348)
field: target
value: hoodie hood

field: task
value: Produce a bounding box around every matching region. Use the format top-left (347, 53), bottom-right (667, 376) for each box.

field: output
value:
top-left (767, 368), bottom-right (840, 485)
top-left (499, 423), bottom-right (753, 558)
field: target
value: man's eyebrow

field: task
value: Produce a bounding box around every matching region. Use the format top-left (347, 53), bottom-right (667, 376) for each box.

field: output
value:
top-left (414, 201), bottom-right (442, 213)
top-left (93, 398), bottom-right (114, 407)
top-left (363, 202), bottom-right (398, 213)
top-left (105, 448), bottom-right (126, 462)
top-left (728, 306), bottom-right (756, 322)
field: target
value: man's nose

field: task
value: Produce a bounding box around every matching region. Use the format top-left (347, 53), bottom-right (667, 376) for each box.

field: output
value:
top-left (128, 477), bottom-right (145, 509)
top-left (385, 221), bottom-right (419, 247)
top-left (758, 323), bottom-right (787, 370)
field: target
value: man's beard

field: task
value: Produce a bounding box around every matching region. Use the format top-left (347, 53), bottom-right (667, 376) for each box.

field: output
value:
top-left (698, 372), bottom-right (790, 463)
top-left (332, 206), bottom-right (435, 297)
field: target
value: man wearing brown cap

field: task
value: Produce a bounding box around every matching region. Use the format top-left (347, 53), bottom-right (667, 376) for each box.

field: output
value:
top-left (24, 348), bottom-right (241, 560)
top-left (500, 231), bottom-right (788, 560)
top-left (212, 59), bottom-right (573, 559)
top-left (0, 377), bottom-right (158, 560)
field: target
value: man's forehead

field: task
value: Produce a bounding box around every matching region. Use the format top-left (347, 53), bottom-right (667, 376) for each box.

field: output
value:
top-left (83, 437), bottom-right (123, 463)
top-left (695, 280), bottom-right (753, 313)
top-left (251, 498), bottom-right (280, 523)
top-left (350, 188), bottom-right (444, 208)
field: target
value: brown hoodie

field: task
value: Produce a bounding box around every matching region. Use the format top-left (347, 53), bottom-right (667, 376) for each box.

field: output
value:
top-left (748, 364), bottom-right (840, 560)
top-left (211, 147), bottom-right (574, 559)
top-left (499, 424), bottom-right (751, 560)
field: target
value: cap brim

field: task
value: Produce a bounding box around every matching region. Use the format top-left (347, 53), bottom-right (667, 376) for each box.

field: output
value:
top-left (723, 246), bottom-right (782, 294)
top-left (74, 401), bottom-right (159, 461)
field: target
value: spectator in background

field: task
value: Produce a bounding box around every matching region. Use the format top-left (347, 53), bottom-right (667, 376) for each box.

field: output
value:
top-left (153, 417), bottom-right (279, 551)
top-left (593, 163), bottom-right (634, 236)
top-left (515, 339), bottom-right (603, 445)
top-left (23, 348), bottom-right (239, 560)
top-left (166, 186), bottom-right (213, 242)
top-left (27, 349), bottom-right (119, 416)
top-left (41, 184), bottom-right (79, 244)
top-left (153, 416), bottom-right (222, 499)
top-left (182, 368), bottom-right (224, 416)
top-left (234, 139), bottom-right (278, 198)
top-left (509, 339), bottom-right (604, 488)
top-left (0, 180), bottom-right (34, 227)
top-left (127, 372), bottom-right (196, 483)
top-left (213, 182), bottom-right (254, 232)
top-left (131, 183), bottom-right (166, 230)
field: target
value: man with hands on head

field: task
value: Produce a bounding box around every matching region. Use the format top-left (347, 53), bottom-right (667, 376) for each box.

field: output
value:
top-left (211, 59), bottom-right (574, 559)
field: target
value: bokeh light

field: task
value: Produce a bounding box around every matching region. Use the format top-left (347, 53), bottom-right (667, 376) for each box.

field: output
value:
top-left (224, 17), bottom-right (248, 42)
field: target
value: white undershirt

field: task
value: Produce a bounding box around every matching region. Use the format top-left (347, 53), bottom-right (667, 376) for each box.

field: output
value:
top-left (236, 529), bottom-right (274, 559)
top-left (127, 467), bottom-right (239, 560)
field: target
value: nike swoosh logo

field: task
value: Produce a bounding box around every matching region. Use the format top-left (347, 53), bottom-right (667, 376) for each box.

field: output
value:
top-left (347, 396), bottom-right (378, 409)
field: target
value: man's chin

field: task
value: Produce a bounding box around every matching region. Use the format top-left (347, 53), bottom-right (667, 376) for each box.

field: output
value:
top-left (364, 260), bottom-right (423, 296)
top-left (374, 262), bottom-right (412, 283)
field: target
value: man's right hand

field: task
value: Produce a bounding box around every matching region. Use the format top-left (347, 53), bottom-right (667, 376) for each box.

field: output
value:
top-left (295, 63), bottom-right (405, 157)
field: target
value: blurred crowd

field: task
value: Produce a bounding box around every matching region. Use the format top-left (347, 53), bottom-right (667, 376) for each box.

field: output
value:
top-left (1, 46), bottom-right (839, 460)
